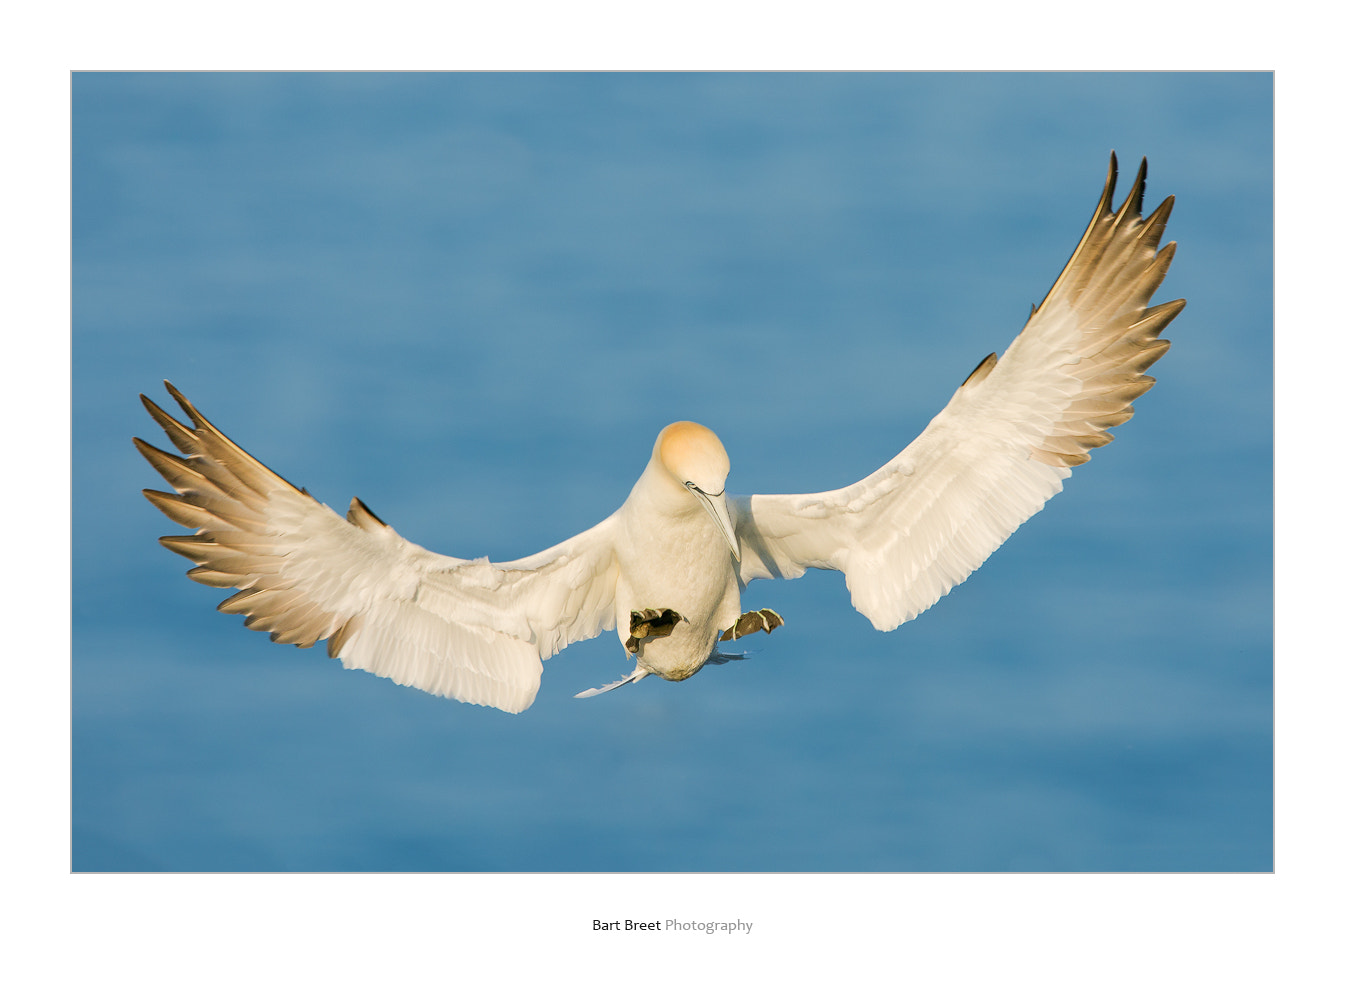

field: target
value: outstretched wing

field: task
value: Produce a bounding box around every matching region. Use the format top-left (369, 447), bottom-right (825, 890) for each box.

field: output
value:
top-left (136, 383), bottom-right (619, 713)
top-left (732, 154), bottom-right (1184, 631)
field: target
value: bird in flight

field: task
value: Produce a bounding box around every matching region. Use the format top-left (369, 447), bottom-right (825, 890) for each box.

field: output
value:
top-left (137, 154), bottom-right (1183, 714)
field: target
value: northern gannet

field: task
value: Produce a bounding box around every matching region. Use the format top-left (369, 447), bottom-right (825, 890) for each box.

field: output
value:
top-left (137, 154), bottom-right (1183, 713)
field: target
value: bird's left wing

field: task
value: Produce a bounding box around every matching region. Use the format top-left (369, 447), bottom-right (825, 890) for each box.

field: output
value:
top-left (731, 155), bottom-right (1183, 631)
top-left (137, 383), bottom-right (619, 713)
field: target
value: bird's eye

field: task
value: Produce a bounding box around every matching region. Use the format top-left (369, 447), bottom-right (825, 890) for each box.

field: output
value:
top-left (685, 481), bottom-right (701, 493)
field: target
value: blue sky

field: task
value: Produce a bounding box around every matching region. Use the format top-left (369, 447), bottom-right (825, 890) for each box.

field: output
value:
top-left (72, 72), bottom-right (1271, 872)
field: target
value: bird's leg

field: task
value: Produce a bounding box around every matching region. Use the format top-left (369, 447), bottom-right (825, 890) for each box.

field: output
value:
top-left (625, 607), bottom-right (686, 655)
top-left (719, 608), bottom-right (784, 642)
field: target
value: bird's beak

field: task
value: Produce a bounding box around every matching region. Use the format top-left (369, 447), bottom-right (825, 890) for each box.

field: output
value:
top-left (692, 488), bottom-right (741, 562)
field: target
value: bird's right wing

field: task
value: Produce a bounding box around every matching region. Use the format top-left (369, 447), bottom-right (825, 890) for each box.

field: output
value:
top-left (137, 383), bottom-right (620, 713)
top-left (732, 154), bottom-right (1183, 632)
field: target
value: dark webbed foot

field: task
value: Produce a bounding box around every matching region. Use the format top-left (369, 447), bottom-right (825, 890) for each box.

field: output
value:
top-left (720, 608), bottom-right (783, 642)
top-left (626, 607), bottom-right (685, 654)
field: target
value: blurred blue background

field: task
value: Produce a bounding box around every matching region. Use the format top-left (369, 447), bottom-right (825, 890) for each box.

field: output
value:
top-left (72, 72), bottom-right (1271, 872)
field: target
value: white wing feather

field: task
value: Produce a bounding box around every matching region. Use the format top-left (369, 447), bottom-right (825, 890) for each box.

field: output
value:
top-left (137, 384), bottom-right (618, 713)
top-left (732, 154), bottom-right (1184, 630)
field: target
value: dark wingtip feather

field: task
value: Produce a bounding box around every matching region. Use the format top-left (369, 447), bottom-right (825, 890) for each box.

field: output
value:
top-left (959, 352), bottom-right (999, 389)
top-left (162, 380), bottom-right (209, 431)
top-left (347, 497), bottom-right (389, 530)
top-left (1100, 152), bottom-right (1120, 212)
top-left (139, 395), bottom-right (198, 455)
top-left (1116, 157), bottom-right (1148, 224)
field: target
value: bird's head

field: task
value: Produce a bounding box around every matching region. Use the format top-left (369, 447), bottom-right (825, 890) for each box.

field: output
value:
top-left (654, 421), bottom-right (739, 561)
top-left (657, 421), bottom-right (730, 494)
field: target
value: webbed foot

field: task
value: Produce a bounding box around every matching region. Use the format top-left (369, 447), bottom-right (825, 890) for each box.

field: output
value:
top-left (625, 607), bottom-right (686, 654)
top-left (720, 608), bottom-right (784, 642)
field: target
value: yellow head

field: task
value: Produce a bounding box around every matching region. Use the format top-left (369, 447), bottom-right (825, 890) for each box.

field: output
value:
top-left (653, 421), bottom-right (738, 561)
top-left (655, 421), bottom-right (731, 495)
